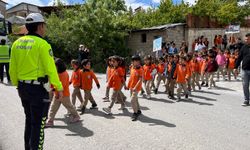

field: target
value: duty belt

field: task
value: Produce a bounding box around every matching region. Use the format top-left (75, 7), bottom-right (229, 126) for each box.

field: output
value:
top-left (19, 80), bottom-right (41, 85)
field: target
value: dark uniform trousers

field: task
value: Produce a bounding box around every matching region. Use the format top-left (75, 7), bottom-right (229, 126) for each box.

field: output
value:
top-left (0, 63), bottom-right (10, 82)
top-left (18, 82), bottom-right (50, 150)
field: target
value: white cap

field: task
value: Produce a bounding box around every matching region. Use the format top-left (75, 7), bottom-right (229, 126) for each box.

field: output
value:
top-left (25, 13), bottom-right (45, 24)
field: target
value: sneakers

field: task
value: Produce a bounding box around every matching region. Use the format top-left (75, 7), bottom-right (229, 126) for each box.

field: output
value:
top-left (90, 103), bottom-right (98, 109)
top-left (123, 96), bottom-right (127, 102)
top-left (146, 95), bottom-right (151, 99)
top-left (242, 100), bottom-right (249, 106)
top-left (137, 110), bottom-right (142, 115)
top-left (118, 104), bottom-right (125, 110)
top-left (80, 106), bottom-right (86, 115)
top-left (102, 96), bottom-right (109, 100)
top-left (140, 91), bottom-right (145, 96)
top-left (201, 82), bottom-right (205, 86)
top-left (45, 120), bottom-right (54, 128)
top-left (131, 113), bottom-right (139, 121)
top-left (154, 88), bottom-right (158, 94)
top-left (103, 107), bottom-right (112, 115)
top-left (102, 97), bottom-right (110, 102)
top-left (70, 115), bottom-right (80, 123)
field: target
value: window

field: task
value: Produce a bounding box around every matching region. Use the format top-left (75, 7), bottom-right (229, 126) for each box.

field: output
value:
top-left (141, 33), bottom-right (147, 43)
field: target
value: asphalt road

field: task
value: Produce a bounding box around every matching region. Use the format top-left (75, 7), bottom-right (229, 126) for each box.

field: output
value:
top-left (0, 72), bottom-right (249, 150)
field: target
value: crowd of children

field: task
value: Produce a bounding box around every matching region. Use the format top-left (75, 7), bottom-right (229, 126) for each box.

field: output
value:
top-left (45, 36), bottom-right (241, 125)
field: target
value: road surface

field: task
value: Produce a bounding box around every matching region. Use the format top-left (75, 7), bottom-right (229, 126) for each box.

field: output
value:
top-left (0, 72), bottom-right (249, 150)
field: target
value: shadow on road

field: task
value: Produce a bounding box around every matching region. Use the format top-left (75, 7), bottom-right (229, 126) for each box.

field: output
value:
top-left (194, 90), bottom-right (220, 95)
top-left (125, 101), bottom-right (150, 111)
top-left (214, 86), bottom-right (235, 91)
top-left (84, 109), bottom-right (115, 119)
top-left (189, 95), bottom-right (217, 101)
top-left (52, 119), bottom-right (94, 138)
top-left (148, 97), bottom-right (175, 104)
top-left (139, 115), bottom-right (176, 127)
top-left (178, 99), bottom-right (214, 106)
top-left (113, 108), bottom-right (176, 128)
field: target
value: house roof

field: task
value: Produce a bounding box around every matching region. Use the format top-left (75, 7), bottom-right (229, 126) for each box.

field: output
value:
top-left (0, 0), bottom-right (7, 4)
top-left (39, 5), bottom-right (76, 14)
top-left (132, 23), bottom-right (186, 32)
top-left (7, 2), bottom-right (39, 11)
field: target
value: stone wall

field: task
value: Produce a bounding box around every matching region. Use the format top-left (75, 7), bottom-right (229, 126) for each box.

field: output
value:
top-left (127, 25), bottom-right (185, 56)
top-left (127, 26), bottom-right (250, 56)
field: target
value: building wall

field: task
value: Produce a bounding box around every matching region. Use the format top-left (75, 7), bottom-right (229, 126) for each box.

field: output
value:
top-left (0, 1), bottom-right (6, 16)
top-left (6, 4), bottom-right (40, 18)
top-left (186, 27), bottom-right (250, 51)
top-left (127, 26), bottom-right (185, 56)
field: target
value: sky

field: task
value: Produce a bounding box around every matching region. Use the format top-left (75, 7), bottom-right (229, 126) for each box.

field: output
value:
top-left (5, 0), bottom-right (196, 9)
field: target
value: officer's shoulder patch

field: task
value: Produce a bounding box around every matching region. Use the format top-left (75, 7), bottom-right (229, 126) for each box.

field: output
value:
top-left (49, 49), bottom-right (53, 56)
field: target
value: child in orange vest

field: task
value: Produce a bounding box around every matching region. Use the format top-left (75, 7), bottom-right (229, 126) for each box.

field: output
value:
top-left (155, 57), bottom-right (167, 94)
top-left (116, 57), bottom-right (127, 104)
top-left (174, 56), bottom-right (190, 101)
top-left (126, 55), bottom-right (143, 121)
top-left (200, 54), bottom-right (208, 87)
top-left (227, 53), bottom-right (237, 81)
top-left (46, 58), bottom-right (80, 127)
top-left (80, 59), bottom-right (100, 115)
top-left (103, 56), bottom-right (125, 114)
top-left (190, 54), bottom-right (201, 91)
top-left (102, 57), bottom-right (113, 102)
top-left (70, 59), bottom-right (84, 109)
top-left (142, 55), bottom-right (155, 99)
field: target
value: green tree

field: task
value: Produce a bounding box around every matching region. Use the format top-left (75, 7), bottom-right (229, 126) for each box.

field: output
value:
top-left (46, 0), bottom-right (131, 72)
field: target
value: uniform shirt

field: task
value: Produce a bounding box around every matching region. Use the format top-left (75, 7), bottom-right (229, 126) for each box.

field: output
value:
top-left (9, 34), bottom-right (62, 91)
top-left (200, 60), bottom-right (208, 74)
top-left (128, 66), bottom-right (143, 92)
top-left (80, 69), bottom-right (99, 91)
top-left (143, 64), bottom-right (155, 81)
top-left (106, 66), bottom-right (113, 82)
top-left (156, 63), bottom-right (165, 74)
top-left (108, 67), bottom-right (124, 90)
top-left (70, 68), bottom-right (81, 87)
top-left (55, 71), bottom-right (70, 97)
top-left (174, 64), bottom-right (190, 84)
top-left (190, 60), bottom-right (200, 73)
top-left (228, 57), bottom-right (236, 69)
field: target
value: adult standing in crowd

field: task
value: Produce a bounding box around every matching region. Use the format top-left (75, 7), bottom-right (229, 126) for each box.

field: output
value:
top-left (222, 34), bottom-right (228, 50)
top-left (0, 39), bottom-right (11, 84)
top-left (78, 44), bottom-right (90, 63)
top-left (9, 13), bottom-right (63, 150)
top-left (234, 33), bottom-right (250, 106)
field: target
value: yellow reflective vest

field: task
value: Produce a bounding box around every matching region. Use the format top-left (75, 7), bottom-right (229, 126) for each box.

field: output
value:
top-left (9, 35), bottom-right (63, 91)
top-left (0, 45), bottom-right (10, 63)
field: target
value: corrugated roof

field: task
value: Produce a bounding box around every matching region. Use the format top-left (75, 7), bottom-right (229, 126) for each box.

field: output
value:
top-left (133, 23), bottom-right (186, 32)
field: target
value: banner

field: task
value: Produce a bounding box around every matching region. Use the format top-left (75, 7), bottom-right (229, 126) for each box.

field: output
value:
top-left (153, 37), bottom-right (162, 52)
top-left (225, 25), bottom-right (240, 34)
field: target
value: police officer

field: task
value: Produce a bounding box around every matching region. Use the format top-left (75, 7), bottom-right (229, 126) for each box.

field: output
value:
top-left (9, 13), bottom-right (63, 150)
top-left (0, 39), bottom-right (11, 84)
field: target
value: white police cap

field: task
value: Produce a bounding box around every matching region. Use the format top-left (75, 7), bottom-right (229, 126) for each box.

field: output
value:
top-left (26, 13), bottom-right (45, 24)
